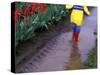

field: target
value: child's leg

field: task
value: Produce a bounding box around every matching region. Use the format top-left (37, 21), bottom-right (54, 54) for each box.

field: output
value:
top-left (75, 26), bottom-right (81, 42)
top-left (71, 23), bottom-right (76, 41)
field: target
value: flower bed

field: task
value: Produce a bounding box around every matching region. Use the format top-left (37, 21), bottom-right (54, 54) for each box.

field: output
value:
top-left (12, 2), bottom-right (68, 46)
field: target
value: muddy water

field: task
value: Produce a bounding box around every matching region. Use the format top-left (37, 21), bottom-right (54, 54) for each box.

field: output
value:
top-left (16, 8), bottom-right (97, 73)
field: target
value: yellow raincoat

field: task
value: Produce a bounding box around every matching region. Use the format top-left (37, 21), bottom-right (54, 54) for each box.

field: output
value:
top-left (66, 5), bottom-right (90, 26)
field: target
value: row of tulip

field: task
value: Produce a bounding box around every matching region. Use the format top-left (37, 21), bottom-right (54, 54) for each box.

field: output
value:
top-left (13, 2), bottom-right (68, 46)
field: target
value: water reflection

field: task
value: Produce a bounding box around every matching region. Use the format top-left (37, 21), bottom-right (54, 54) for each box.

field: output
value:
top-left (66, 42), bottom-right (81, 70)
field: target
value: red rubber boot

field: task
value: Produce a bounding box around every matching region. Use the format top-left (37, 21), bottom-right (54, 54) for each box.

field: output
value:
top-left (72, 31), bottom-right (79, 47)
top-left (75, 32), bottom-right (79, 43)
top-left (72, 31), bottom-right (76, 41)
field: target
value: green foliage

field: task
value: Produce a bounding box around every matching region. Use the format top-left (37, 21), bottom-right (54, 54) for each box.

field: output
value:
top-left (84, 47), bottom-right (97, 68)
top-left (15, 3), bottom-right (68, 46)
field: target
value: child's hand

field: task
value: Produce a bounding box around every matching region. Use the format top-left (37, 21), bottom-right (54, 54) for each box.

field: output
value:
top-left (86, 11), bottom-right (90, 16)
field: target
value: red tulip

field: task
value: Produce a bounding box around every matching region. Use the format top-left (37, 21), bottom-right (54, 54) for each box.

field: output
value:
top-left (15, 9), bottom-right (19, 22)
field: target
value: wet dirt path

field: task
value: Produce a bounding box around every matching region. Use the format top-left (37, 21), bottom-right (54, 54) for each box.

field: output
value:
top-left (16, 8), bottom-right (97, 73)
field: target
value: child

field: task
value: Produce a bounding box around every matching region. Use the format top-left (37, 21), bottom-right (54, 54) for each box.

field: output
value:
top-left (65, 5), bottom-right (90, 44)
